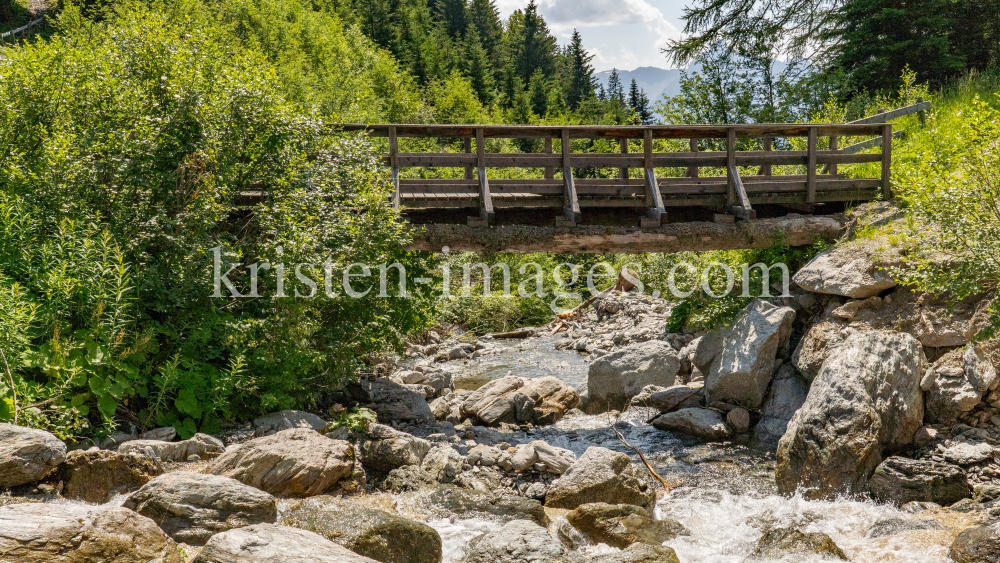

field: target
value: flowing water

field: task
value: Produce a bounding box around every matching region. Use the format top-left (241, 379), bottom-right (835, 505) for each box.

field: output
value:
top-left (419, 334), bottom-right (975, 563)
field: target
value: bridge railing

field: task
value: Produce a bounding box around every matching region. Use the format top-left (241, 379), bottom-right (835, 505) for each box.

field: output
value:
top-left (334, 122), bottom-right (891, 227)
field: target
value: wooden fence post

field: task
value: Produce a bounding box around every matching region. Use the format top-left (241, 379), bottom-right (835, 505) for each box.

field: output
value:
top-left (687, 138), bottom-right (699, 178)
top-left (726, 128), bottom-right (736, 208)
top-left (807, 126), bottom-right (817, 205)
top-left (560, 129), bottom-right (580, 226)
top-left (759, 136), bottom-right (772, 176)
top-left (544, 137), bottom-right (554, 180)
top-left (642, 129), bottom-right (665, 227)
top-left (388, 126), bottom-right (400, 209)
top-left (881, 123), bottom-right (893, 200)
top-left (464, 137), bottom-right (473, 180)
top-left (619, 138), bottom-right (629, 180)
top-left (828, 134), bottom-right (838, 175)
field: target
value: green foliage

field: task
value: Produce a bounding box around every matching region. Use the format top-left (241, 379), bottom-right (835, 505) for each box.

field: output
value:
top-left (326, 406), bottom-right (377, 433)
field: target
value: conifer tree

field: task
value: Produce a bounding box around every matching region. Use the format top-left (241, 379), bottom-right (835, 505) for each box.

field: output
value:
top-left (628, 79), bottom-right (653, 124)
top-left (566, 29), bottom-right (596, 109)
top-left (463, 24), bottom-right (496, 104)
top-left (607, 69), bottom-right (625, 106)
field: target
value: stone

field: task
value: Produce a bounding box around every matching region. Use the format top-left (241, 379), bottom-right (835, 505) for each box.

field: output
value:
top-left (950, 521), bottom-right (1000, 563)
top-left (653, 408), bottom-right (732, 442)
top-left (193, 523), bottom-right (379, 563)
top-left (584, 340), bottom-right (680, 413)
top-left (791, 316), bottom-right (858, 381)
top-left (973, 483), bottom-right (1000, 503)
top-left (925, 345), bottom-right (998, 424)
top-left (753, 364), bottom-right (809, 449)
top-left (352, 379), bottom-right (434, 425)
top-left (119, 433), bottom-right (225, 462)
top-left (465, 444), bottom-right (499, 467)
top-left (752, 527), bottom-right (847, 560)
top-left (702, 299), bottom-right (795, 409)
top-left (867, 456), bottom-right (971, 507)
top-left (423, 371), bottom-right (453, 397)
top-left (419, 484), bottom-right (547, 525)
top-left (447, 346), bottom-right (468, 360)
top-left (48, 449), bottom-right (163, 503)
top-left (640, 384), bottom-right (704, 413)
top-left (914, 426), bottom-right (940, 447)
top-left (0, 423), bottom-right (67, 488)
top-left (282, 496), bottom-right (442, 563)
top-left (358, 424), bottom-right (431, 475)
top-left (123, 471), bottom-right (277, 545)
top-left (397, 370), bottom-right (427, 384)
top-left (587, 543), bottom-right (680, 563)
top-left (459, 376), bottom-right (577, 426)
top-left (545, 447), bottom-right (655, 510)
top-left (793, 248), bottom-right (896, 298)
top-left (421, 445), bottom-right (464, 483)
top-left (776, 331), bottom-right (925, 498)
top-left (0, 502), bottom-right (181, 563)
top-left (516, 376), bottom-right (580, 424)
top-left (866, 517), bottom-right (943, 538)
top-left (942, 442), bottom-right (996, 465)
top-left (206, 428), bottom-right (358, 498)
top-left (460, 376), bottom-right (524, 424)
top-left (382, 465), bottom-right (437, 493)
top-left (727, 407), bottom-right (751, 433)
top-left (429, 391), bottom-right (466, 422)
top-left (253, 410), bottom-right (327, 436)
top-left (530, 440), bottom-right (576, 474)
top-left (141, 426), bottom-right (177, 441)
top-left (461, 519), bottom-right (567, 563)
top-left (565, 502), bottom-right (689, 549)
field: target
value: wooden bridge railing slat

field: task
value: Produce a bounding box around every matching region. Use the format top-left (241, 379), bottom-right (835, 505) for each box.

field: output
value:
top-left (388, 126), bottom-right (400, 209)
top-left (807, 127), bottom-right (818, 205)
top-left (561, 129), bottom-right (581, 226)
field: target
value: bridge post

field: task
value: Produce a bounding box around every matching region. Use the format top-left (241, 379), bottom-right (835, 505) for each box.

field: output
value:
top-left (687, 138), bottom-right (698, 178)
top-left (559, 128), bottom-right (581, 227)
top-left (807, 126), bottom-right (817, 205)
top-left (641, 129), bottom-right (666, 227)
top-left (619, 138), bottom-right (629, 180)
top-left (759, 136), bottom-right (772, 176)
top-left (389, 126), bottom-right (400, 209)
top-left (881, 123), bottom-right (893, 200)
top-left (828, 134), bottom-right (838, 175)
top-left (468, 128), bottom-right (494, 227)
top-left (726, 128), bottom-right (736, 209)
top-left (464, 137), bottom-right (473, 180)
top-left (544, 137), bottom-right (554, 180)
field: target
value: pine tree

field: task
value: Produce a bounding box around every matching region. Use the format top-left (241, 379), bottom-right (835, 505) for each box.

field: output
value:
top-left (566, 29), bottom-right (596, 109)
top-left (463, 24), bottom-right (496, 104)
top-left (468, 0), bottom-right (503, 56)
top-left (511, 1), bottom-right (558, 84)
top-left (607, 69), bottom-right (625, 106)
top-left (628, 79), bottom-right (653, 124)
top-left (597, 84), bottom-right (607, 102)
top-left (434, 0), bottom-right (467, 39)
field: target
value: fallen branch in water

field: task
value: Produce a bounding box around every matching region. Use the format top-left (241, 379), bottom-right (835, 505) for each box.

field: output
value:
top-left (610, 403), bottom-right (674, 493)
top-left (489, 329), bottom-right (533, 339)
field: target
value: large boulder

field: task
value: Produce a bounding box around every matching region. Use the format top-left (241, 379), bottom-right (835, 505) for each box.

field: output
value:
top-left (501, 440), bottom-right (577, 475)
top-left (417, 484), bottom-right (547, 525)
top-left (254, 410), bottom-right (327, 436)
top-left (460, 376), bottom-right (524, 425)
top-left (753, 364), bottom-right (810, 449)
top-left (791, 313), bottom-right (857, 381)
top-left (206, 428), bottom-right (359, 498)
top-left (352, 379), bottom-right (434, 425)
top-left (0, 423), bottom-right (66, 488)
top-left (702, 299), bottom-right (795, 409)
top-left (793, 248), bottom-right (896, 298)
top-left (588, 543), bottom-right (680, 563)
top-left (122, 471), bottom-right (277, 545)
top-left (421, 445), bottom-right (465, 483)
top-left (777, 331), bottom-right (925, 498)
top-left (867, 456), bottom-right (971, 506)
top-left (638, 384), bottom-right (703, 413)
top-left (924, 345), bottom-right (998, 424)
top-left (459, 376), bottom-right (578, 426)
top-left (652, 408), bottom-right (731, 442)
top-left (516, 376), bottom-right (580, 425)
top-left (358, 424), bottom-right (431, 475)
top-left (584, 340), bottom-right (680, 413)
top-left (0, 502), bottom-right (180, 563)
top-left (461, 519), bottom-right (567, 563)
top-left (382, 465), bottom-right (437, 493)
top-left (49, 449), bottom-right (163, 503)
top-left (193, 523), bottom-right (378, 563)
top-left (752, 527), bottom-right (847, 560)
top-left (565, 502), bottom-right (688, 549)
top-left (282, 496), bottom-right (442, 563)
top-left (118, 433), bottom-right (225, 462)
top-left (951, 521), bottom-right (1000, 563)
top-left (544, 446), bottom-right (655, 510)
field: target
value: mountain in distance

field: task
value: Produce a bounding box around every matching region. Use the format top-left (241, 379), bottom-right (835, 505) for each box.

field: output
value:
top-left (594, 67), bottom-right (683, 102)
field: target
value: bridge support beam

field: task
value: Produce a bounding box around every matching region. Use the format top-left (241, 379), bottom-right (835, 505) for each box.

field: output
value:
top-left (468, 129), bottom-right (495, 227)
top-left (409, 215), bottom-right (845, 254)
top-left (558, 129), bottom-right (581, 227)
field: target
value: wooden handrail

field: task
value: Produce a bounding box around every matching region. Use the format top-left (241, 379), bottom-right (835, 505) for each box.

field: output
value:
top-left (332, 123), bottom-right (886, 138)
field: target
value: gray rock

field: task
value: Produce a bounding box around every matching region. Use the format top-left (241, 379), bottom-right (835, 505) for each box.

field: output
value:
top-left (973, 483), bottom-right (1000, 503)
top-left (460, 376), bottom-right (524, 425)
top-left (793, 248), bottom-right (896, 298)
top-left (0, 423), bottom-right (67, 488)
top-left (424, 371), bottom-right (453, 397)
top-left (253, 410), bottom-right (327, 436)
top-left (866, 517), bottom-right (943, 538)
top-left (419, 484), bottom-right (547, 525)
top-left (48, 449), bottom-right (163, 504)
top-left (0, 502), bottom-right (181, 563)
top-left (383, 465), bottom-right (437, 493)
top-left (925, 345), bottom-right (998, 424)
top-left (653, 408), bottom-right (732, 442)
top-left (447, 346), bottom-right (468, 360)
top-left (206, 428), bottom-right (360, 498)
top-left (422, 445), bottom-right (465, 483)
top-left (461, 520), bottom-right (566, 563)
top-left (586, 543), bottom-right (680, 563)
top-left (282, 496), bottom-right (442, 563)
top-left (726, 407), bottom-right (751, 433)
top-left (123, 471), bottom-right (277, 545)
top-left (791, 314), bottom-right (858, 381)
top-left (141, 427), bottom-right (177, 441)
top-left (584, 340), bottom-right (680, 413)
top-left (466, 444), bottom-right (500, 467)
top-left (950, 521), bottom-right (1000, 563)
top-left (752, 527), bottom-right (847, 560)
top-left (566, 502), bottom-right (689, 549)
top-left (753, 364), bottom-right (810, 449)
top-left (358, 424), bottom-right (431, 475)
top-left (119, 433), bottom-right (225, 462)
top-left (355, 379), bottom-right (434, 425)
top-left (193, 523), bottom-right (378, 562)
top-left (867, 456), bottom-right (971, 507)
top-left (545, 447), bottom-right (654, 510)
top-left (459, 376), bottom-right (577, 426)
top-left (703, 299), bottom-right (795, 409)
top-left (777, 331), bottom-right (925, 499)
top-left (638, 384), bottom-right (703, 413)
top-left (397, 370), bottom-right (428, 384)
top-left (942, 442), bottom-right (996, 465)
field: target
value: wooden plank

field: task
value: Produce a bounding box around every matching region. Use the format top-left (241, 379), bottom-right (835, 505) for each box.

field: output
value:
top-left (335, 123), bottom-right (886, 139)
top-left (807, 126), bottom-right (817, 205)
top-left (727, 166), bottom-right (756, 220)
top-left (562, 129), bottom-right (581, 224)
top-left (840, 130), bottom-right (905, 154)
top-left (643, 130), bottom-right (665, 226)
top-left (882, 123), bottom-right (893, 199)
top-left (828, 134), bottom-right (838, 175)
top-left (848, 100), bottom-right (932, 125)
top-left (389, 126), bottom-right (400, 209)
top-left (726, 128), bottom-right (736, 208)
top-left (619, 138), bottom-right (629, 180)
top-left (475, 128), bottom-right (494, 224)
top-left (759, 136), bottom-right (773, 176)
top-left (687, 138), bottom-right (699, 178)
top-left (545, 138), bottom-right (554, 179)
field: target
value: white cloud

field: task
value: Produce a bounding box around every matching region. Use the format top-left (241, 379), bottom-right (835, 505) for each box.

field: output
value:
top-left (538, 0), bottom-right (679, 49)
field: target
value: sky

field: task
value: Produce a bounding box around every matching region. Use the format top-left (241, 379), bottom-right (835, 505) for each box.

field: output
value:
top-left (495, 0), bottom-right (689, 72)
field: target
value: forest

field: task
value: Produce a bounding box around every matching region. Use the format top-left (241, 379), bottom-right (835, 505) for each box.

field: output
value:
top-left (0, 0), bottom-right (998, 440)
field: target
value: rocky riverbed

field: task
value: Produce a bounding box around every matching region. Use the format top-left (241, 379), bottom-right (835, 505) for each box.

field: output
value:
top-left (4, 221), bottom-right (1000, 562)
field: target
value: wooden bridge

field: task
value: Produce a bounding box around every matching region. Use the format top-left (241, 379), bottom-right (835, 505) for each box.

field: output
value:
top-left (334, 101), bottom-right (927, 252)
